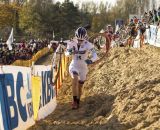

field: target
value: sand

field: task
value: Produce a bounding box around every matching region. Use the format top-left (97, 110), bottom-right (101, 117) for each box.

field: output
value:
top-left (28, 45), bottom-right (160, 130)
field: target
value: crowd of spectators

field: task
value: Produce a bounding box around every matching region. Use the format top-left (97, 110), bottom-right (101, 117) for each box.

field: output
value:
top-left (0, 39), bottom-right (49, 65)
top-left (143, 7), bottom-right (160, 25)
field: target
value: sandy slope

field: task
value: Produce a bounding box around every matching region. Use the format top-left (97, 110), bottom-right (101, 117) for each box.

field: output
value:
top-left (28, 45), bottom-right (160, 130)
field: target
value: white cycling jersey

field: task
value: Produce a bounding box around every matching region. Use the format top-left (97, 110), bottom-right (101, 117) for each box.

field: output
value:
top-left (65, 39), bottom-right (98, 64)
top-left (65, 38), bottom-right (98, 81)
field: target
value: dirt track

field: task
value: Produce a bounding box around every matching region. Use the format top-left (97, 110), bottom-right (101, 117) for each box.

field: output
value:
top-left (28, 45), bottom-right (160, 130)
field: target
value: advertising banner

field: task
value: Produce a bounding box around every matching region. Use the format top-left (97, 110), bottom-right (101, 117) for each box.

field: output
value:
top-left (0, 76), bottom-right (7, 130)
top-left (0, 66), bottom-right (35, 130)
top-left (34, 65), bottom-right (57, 120)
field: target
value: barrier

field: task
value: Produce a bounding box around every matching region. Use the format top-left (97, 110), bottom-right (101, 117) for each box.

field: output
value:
top-left (33, 65), bottom-right (57, 120)
top-left (148, 25), bottom-right (158, 46)
top-left (0, 75), bottom-right (8, 130)
top-left (0, 66), bottom-right (35, 130)
top-left (130, 26), bottom-right (159, 48)
top-left (12, 47), bottom-right (50, 67)
top-left (0, 40), bottom-right (69, 129)
top-left (0, 62), bottom-right (67, 128)
top-left (144, 25), bottom-right (160, 47)
top-left (155, 28), bottom-right (160, 47)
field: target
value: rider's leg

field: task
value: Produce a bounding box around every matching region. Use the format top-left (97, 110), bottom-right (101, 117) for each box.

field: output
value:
top-left (105, 36), bottom-right (111, 53)
top-left (140, 35), bottom-right (142, 48)
top-left (77, 71), bottom-right (87, 106)
top-left (127, 38), bottom-right (130, 47)
top-left (70, 71), bottom-right (79, 109)
top-left (77, 80), bottom-right (84, 105)
top-left (131, 38), bottom-right (134, 47)
top-left (140, 35), bottom-right (144, 48)
top-left (72, 71), bottom-right (79, 101)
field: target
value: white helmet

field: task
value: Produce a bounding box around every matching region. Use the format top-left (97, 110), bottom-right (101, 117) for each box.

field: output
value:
top-left (75, 27), bottom-right (87, 40)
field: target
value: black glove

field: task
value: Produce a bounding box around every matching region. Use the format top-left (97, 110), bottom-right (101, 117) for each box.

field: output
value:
top-left (85, 59), bottom-right (93, 64)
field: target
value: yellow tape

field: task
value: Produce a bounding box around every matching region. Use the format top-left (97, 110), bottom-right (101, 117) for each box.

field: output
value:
top-left (59, 63), bottom-right (62, 87)
top-left (62, 55), bottom-right (66, 79)
top-left (31, 76), bottom-right (41, 120)
top-left (12, 47), bottom-right (49, 67)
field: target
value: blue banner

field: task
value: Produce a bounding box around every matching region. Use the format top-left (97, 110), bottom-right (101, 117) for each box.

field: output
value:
top-left (0, 74), bottom-right (9, 130)
top-left (0, 66), bottom-right (35, 130)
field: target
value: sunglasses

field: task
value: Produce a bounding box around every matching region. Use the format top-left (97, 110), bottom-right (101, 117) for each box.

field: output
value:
top-left (77, 39), bottom-right (84, 42)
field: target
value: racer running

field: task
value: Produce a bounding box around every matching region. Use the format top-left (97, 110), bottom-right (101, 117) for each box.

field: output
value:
top-left (65, 27), bottom-right (98, 109)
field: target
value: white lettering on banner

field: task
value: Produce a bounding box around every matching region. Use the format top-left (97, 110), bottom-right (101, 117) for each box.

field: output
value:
top-left (1, 66), bottom-right (35, 130)
top-left (149, 25), bottom-right (158, 45)
top-left (155, 28), bottom-right (160, 47)
top-left (34, 65), bottom-right (57, 120)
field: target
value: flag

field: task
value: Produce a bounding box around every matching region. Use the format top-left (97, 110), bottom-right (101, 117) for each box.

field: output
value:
top-left (53, 30), bottom-right (55, 39)
top-left (48, 43), bottom-right (52, 49)
top-left (99, 29), bottom-right (105, 33)
top-left (115, 24), bottom-right (119, 33)
top-left (6, 28), bottom-right (13, 50)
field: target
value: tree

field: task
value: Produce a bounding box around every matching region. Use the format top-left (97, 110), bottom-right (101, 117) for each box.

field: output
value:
top-left (57, 0), bottom-right (81, 39)
top-left (19, 0), bottom-right (84, 39)
top-left (91, 14), bottom-right (102, 32)
top-left (19, 0), bottom-right (54, 39)
top-left (0, 3), bottom-right (20, 39)
top-left (0, 0), bottom-right (26, 4)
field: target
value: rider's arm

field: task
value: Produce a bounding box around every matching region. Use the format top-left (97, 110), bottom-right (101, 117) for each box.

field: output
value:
top-left (65, 42), bottom-right (73, 56)
top-left (87, 42), bottom-right (98, 62)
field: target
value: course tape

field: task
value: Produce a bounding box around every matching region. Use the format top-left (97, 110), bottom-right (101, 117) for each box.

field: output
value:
top-left (12, 47), bottom-right (50, 67)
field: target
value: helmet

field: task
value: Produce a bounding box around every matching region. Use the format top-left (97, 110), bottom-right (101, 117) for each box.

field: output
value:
top-left (75, 27), bottom-right (87, 40)
top-left (130, 19), bottom-right (133, 22)
top-left (116, 31), bottom-right (119, 35)
top-left (107, 24), bottom-right (112, 27)
top-left (138, 20), bottom-right (141, 23)
top-left (138, 20), bottom-right (143, 26)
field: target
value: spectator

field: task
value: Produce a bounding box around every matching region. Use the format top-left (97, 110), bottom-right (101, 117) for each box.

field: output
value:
top-left (148, 11), bottom-right (153, 24)
top-left (157, 7), bottom-right (160, 22)
top-left (133, 16), bottom-right (138, 24)
top-left (153, 9), bottom-right (158, 24)
top-left (0, 39), bottom-right (50, 65)
top-left (143, 12), bottom-right (149, 23)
